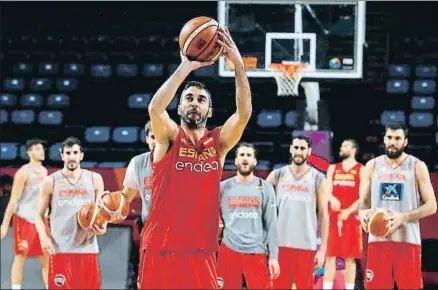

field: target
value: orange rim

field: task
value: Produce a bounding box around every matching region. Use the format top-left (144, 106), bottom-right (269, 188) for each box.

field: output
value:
top-left (269, 63), bottom-right (307, 78)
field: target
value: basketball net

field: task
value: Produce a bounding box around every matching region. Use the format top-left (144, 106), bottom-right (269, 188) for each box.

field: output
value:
top-left (268, 63), bottom-right (307, 97)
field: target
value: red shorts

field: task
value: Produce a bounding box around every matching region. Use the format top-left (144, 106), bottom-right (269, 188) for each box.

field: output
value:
top-left (273, 247), bottom-right (315, 289)
top-left (139, 249), bottom-right (217, 289)
top-left (12, 215), bottom-right (49, 257)
top-left (327, 219), bottom-right (363, 258)
top-left (216, 243), bottom-right (272, 289)
top-left (48, 253), bottom-right (101, 289)
top-left (365, 242), bottom-right (422, 289)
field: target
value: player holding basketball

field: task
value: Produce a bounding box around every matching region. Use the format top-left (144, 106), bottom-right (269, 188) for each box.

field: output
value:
top-left (217, 143), bottom-right (279, 289)
top-left (0, 139), bottom-right (48, 290)
top-left (358, 123), bottom-right (437, 289)
top-left (266, 135), bottom-right (329, 290)
top-left (323, 139), bottom-right (363, 290)
top-left (138, 27), bottom-right (252, 289)
top-left (35, 137), bottom-right (107, 289)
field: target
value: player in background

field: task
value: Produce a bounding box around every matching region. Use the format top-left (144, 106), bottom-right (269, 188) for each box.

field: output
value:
top-left (323, 139), bottom-right (364, 290)
top-left (0, 139), bottom-right (49, 290)
top-left (358, 123), bottom-right (437, 289)
top-left (266, 135), bottom-right (329, 289)
top-left (138, 27), bottom-right (251, 289)
top-left (35, 137), bottom-right (107, 289)
top-left (217, 143), bottom-right (279, 289)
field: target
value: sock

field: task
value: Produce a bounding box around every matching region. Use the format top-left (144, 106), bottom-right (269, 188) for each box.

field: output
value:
top-left (323, 281), bottom-right (333, 289)
top-left (345, 283), bottom-right (355, 289)
top-left (11, 285), bottom-right (21, 289)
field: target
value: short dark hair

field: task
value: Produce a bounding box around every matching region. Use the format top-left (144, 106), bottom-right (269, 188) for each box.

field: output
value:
top-left (292, 135), bottom-right (312, 148)
top-left (25, 138), bottom-right (46, 150)
top-left (235, 142), bottom-right (257, 158)
top-left (344, 138), bottom-right (359, 152)
top-left (385, 123), bottom-right (408, 137)
top-left (145, 121), bottom-right (152, 136)
top-left (61, 137), bottom-right (82, 153)
top-left (180, 81), bottom-right (212, 108)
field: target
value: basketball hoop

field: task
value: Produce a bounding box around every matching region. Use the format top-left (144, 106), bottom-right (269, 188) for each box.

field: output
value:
top-left (268, 63), bottom-right (307, 96)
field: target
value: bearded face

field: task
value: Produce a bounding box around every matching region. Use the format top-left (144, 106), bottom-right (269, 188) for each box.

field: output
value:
top-left (384, 129), bottom-right (407, 159)
top-left (235, 146), bottom-right (257, 176)
top-left (178, 86), bottom-right (211, 130)
top-left (290, 139), bottom-right (311, 166)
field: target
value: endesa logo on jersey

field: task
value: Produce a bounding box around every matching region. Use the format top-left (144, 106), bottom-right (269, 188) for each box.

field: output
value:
top-left (228, 211), bottom-right (259, 221)
top-left (175, 146), bottom-right (220, 173)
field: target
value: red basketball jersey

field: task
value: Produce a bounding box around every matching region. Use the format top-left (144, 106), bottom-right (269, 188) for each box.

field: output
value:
top-left (330, 162), bottom-right (363, 224)
top-left (142, 127), bottom-right (223, 253)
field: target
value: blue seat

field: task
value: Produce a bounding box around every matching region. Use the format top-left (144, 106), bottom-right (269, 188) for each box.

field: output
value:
top-left (389, 64), bottom-right (410, 77)
top-left (140, 128), bottom-right (146, 143)
top-left (193, 65), bottom-right (216, 77)
top-left (256, 160), bottom-right (271, 170)
top-left (0, 94), bottom-right (17, 107)
top-left (38, 62), bottom-right (59, 75)
top-left (0, 110), bottom-right (8, 124)
top-left (380, 111), bottom-right (405, 126)
top-left (436, 132), bottom-right (438, 145)
top-left (39, 111), bottom-right (63, 125)
top-left (273, 163), bottom-right (288, 170)
top-left (21, 94), bottom-right (43, 107)
top-left (257, 110), bottom-right (282, 128)
top-left (0, 143), bottom-right (18, 160)
top-left (284, 110), bottom-right (299, 128)
top-left (413, 80), bottom-right (436, 94)
top-left (90, 64), bottom-right (112, 78)
top-left (30, 78), bottom-right (52, 91)
top-left (117, 64), bottom-right (138, 77)
top-left (409, 112), bottom-right (433, 128)
top-left (47, 94), bottom-right (70, 108)
top-left (12, 63), bottom-right (33, 74)
top-left (11, 110), bottom-right (35, 124)
top-left (386, 80), bottom-right (409, 94)
top-left (142, 64), bottom-right (164, 77)
top-left (411, 96), bottom-right (434, 110)
top-left (19, 145), bottom-right (29, 160)
top-left (98, 162), bottom-right (127, 168)
top-left (49, 143), bottom-right (62, 161)
top-left (64, 63), bottom-right (85, 76)
top-left (416, 65), bottom-right (437, 78)
top-left (128, 94), bottom-right (152, 109)
top-left (81, 161), bottom-right (98, 168)
top-left (3, 78), bottom-right (24, 91)
top-left (85, 127), bottom-right (111, 143)
top-left (168, 96), bottom-right (178, 110)
top-left (223, 162), bottom-right (235, 171)
top-left (113, 127), bottom-right (139, 143)
top-left (56, 78), bottom-right (78, 91)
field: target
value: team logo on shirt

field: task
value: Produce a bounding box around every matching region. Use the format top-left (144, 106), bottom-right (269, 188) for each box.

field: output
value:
top-left (365, 269), bottom-right (374, 282)
top-left (217, 277), bottom-right (224, 288)
top-left (380, 183), bottom-right (404, 201)
top-left (54, 274), bottom-right (66, 286)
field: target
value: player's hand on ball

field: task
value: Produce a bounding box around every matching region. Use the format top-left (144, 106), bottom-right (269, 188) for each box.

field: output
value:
top-left (180, 50), bottom-right (215, 71)
top-left (359, 209), bottom-right (373, 232)
top-left (0, 225), bottom-right (8, 240)
top-left (338, 209), bottom-right (351, 221)
top-left (40, 234), bottom-right (55, 255)
top-left (217, 26), bottom-right (243, 66)
top-left (386, 210), bottom-right (407, 236)
top-left (96, 190), bottom-right (110, 209)
top-left (89, 221), bottom-right (108, 236)
top-left (329, 196), bottom-right (341, 211)
top-left (268, 259), bottom-right (280, 280)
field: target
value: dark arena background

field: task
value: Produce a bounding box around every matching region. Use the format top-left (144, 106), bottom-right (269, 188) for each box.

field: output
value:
top-left (1, 1), bottom-right (438, 289)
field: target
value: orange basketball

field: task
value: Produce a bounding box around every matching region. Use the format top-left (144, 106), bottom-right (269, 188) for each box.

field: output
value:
top-left (368, 208), bottom-right (391, 237)
top-left (101, 191), bottom-right (129, 223)
top-left (77, 203), bottom-right (109, 233)
top-left (179, 16), bottom-right (223, 62)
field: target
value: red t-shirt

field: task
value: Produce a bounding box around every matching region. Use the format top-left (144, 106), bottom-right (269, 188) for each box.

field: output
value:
top-left (141, 127), bottom-right (223, 253)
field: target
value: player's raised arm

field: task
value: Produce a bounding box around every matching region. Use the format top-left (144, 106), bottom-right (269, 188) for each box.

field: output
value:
top-left (35, 176), bottom-right (55, 254)
top-left (0, 169), bottom-right (28, 239)
top-left (217, 27), bottom-right (252, 155)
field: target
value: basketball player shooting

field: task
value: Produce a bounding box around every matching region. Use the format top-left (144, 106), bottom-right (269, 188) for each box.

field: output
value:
top-left (0, 139), bottom-right (49, 290)
top-left (217, 143), bottom-right (279, 289)
top-left (266, 135), bottom-right (329, 290)
top-left (358, 123), bottom-right (437, 289)
top-left (323, 139), bottom-right (364, 290)
top-left (35, 137), bottom-right (108, 289)
top-left (138, 26), bottom-right (252, 289)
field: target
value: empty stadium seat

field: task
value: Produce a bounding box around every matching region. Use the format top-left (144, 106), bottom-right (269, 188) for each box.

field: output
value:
top-left (39, 111), bottom-right (63, 125)
top-left (38, 62), bottom-right (59, 75)
top-left (409, 112), bottom-right (433, 127)
top-left (47, 94), bottom-right (70, 108)
top-left (386, 79), bottom-right (409, 94)
top-left (381, 111), bottom-right (405, 126)
top-left (223, 163), bottom-right (236, 171)
top-left (0, 94), bottom-right (17, 107)
top-left (81, 161), bottom-right (98, 168)
top-left (257, 160), bottom-right (271, 170)
top-left (1, 143), bottom-right (18, 160)
top-left (64, 63), bottom-right (85, 76)
top-left (142, 64), bottom-right (164, 77)
top-left (19, 145), bottom-right (29, 160)
top-left (21, 94), bottom-right (43, 107)
top-left (0, 110), bottom-right (8, 124)
top-left (3, 78), bottom-right (25, 91)
top-left (435, 132), bottom-right (438, 145)
top-left (411, 96), bottom-right (434, 110)
top-left (113, 127), bottom-right (139, 143)
top-left (56, 78), bottom-right (78, 91)
top-left (128, 94), bottom-right (151, 109)
top-left (168, 96), bottom-right (178, 110)
top-left (98, 162), bottom-right (127, 168)
top-left (284, 110), bottom-right (299, 128)
top-left (389, 64), bottom-right (410, 77)
top-left (257, 110), bottom-right (282, 128)
top-left (193, 65), bottom-right (216, 77)
top-left (273, 163), bottom-right (288, 169)
top-left (139, 128), bottom-right (146, 143)
top-left (12, 63), bottom-right (33, 74)
top-left (413, 80), bottom-right (436, 94)
top-left (90, 64), bottom-right (112, 78)
top-left (416, 65), bottom-right (437, 78)
top-left (117, 64), bottom-right (138, 77)
top-left (11, 110), bottom-right (35, 124)
top-left (85, 127), bottom-right (111, 143)
top-left (49, 143), bottom-right (62, 161)
top-left (30, 78), bottom-right (52, 91)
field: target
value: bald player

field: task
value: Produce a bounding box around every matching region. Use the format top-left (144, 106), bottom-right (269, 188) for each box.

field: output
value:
top-left (35, 137), bottom-right (107, 289)
top-left (266, 135), bottom-right (329, 289)
top-left (0, 139), bottom-right (48, 290)
top-left (217, 143), bottom-right (279, 289)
